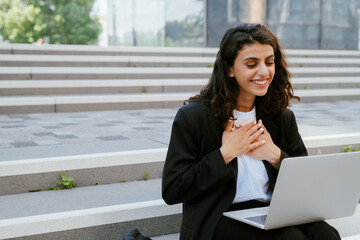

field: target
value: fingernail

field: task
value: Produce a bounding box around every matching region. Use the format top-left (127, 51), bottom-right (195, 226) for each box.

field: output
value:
top-left (259, 120), bottom-right (262, 127)
top-left (254, 121), bottom-right (257, 124)
top-left (260, 128), bottom-right (264, 132)
top-left (262, 140), bottom-right (266, 143)
top-left (235, 124), bottom-right (240, 128)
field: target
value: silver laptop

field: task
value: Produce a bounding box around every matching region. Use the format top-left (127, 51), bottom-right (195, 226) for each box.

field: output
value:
top-left (223, 151), bottom-right (360, 230)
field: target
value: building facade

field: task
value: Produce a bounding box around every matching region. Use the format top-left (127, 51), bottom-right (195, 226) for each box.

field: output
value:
top-left (95, 0), bottom-right (360, 49)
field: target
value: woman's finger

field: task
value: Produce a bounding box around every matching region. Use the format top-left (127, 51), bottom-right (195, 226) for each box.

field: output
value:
top-left (249, 127), bottom-right (264, 142)
top-left (249, 138), bottom-right (266, 151)
top-left (225, 119), bottom-right (233, 133)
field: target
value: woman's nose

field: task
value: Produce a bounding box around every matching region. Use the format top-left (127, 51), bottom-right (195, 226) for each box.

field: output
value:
top-left (257, 63), bottom-right (269, 76)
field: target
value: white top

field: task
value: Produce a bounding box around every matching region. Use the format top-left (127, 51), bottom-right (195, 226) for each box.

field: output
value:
top-left (232, 107), bottom-right (272, 203)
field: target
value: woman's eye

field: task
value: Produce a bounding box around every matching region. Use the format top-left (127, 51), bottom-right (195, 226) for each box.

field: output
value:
top-left (266, 62), bottom-right (275, 65)
top-left (246, 63), bottom-right (256, 68)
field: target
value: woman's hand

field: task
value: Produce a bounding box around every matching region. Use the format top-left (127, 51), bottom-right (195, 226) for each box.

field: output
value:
top-left (220, 120), bottom-right (265, 165)
top-left (247, 123), bottom-right (281, 170)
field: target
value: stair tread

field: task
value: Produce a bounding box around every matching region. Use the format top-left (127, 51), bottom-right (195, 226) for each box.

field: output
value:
top-left (0, 178), bottom-right (163, 220)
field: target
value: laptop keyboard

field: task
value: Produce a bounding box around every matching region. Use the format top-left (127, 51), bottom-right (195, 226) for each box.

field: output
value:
top-left (245, 215), bottom-right (267, 225)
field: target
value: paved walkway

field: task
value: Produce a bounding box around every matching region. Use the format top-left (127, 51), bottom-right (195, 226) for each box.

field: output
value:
top-left (1, 100), bottom-right (360, 161)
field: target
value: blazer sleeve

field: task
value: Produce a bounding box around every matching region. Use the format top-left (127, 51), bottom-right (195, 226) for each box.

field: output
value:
top-left (280, 109), bottom-right (308, 159)
top-left (162, 106), bottom-right (235, 205)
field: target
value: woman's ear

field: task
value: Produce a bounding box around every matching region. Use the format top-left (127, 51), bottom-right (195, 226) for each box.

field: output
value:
top-left (228, 67), bottom-right (234, 78)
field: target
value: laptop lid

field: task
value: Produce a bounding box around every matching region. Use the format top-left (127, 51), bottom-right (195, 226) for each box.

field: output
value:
top-left (223, 152), bottom-right (360, 230)
top-left (265, 151), bottom-right (360, 229)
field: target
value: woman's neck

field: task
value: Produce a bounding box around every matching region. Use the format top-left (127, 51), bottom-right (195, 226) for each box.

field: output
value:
top-left (236, 104), bottom-right (254, 112)
top-left (236, 97), bottom-right (255, 112)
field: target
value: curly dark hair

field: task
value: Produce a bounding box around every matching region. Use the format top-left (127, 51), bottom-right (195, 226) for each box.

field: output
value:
top-left (187, 23), bottom-right (299, 127)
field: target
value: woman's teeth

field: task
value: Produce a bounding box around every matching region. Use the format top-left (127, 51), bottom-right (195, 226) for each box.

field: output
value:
top-left (253, 80), bottom-right (266, 85)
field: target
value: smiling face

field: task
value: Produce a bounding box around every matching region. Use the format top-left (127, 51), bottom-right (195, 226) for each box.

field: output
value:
top-left (229, 43), bottom-right (275, 109)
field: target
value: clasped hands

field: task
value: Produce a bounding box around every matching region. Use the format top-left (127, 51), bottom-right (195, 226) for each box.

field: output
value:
top-left (220, 119), bottom-right (281, 169)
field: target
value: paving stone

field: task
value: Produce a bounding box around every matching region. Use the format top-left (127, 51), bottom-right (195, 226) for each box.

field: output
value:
top-left (1, 125), bottom-right (26, 129)
top-left (33, 139), bottom-right (60, 146)
top-left (32, 132), bottom-right (54, 137)
top-left (132, 127), bottom-right (151, 130)
top-left (97, 135), bottom-right (130, 141)
top-left (0, 101), bottom-right (359, 154)
top-left (53, 134), bottom-right (79, 139)
top-left (11, 141), bottom-right (39, 147)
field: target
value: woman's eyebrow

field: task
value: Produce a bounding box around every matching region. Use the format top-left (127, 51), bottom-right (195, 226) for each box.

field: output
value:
top-left (242, 57), bottom-right (258, 62)
top-left (242, 54), bottom-right (275, 62)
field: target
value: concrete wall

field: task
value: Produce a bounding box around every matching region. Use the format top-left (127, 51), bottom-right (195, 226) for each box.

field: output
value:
top-left (207, 0), bottom-right (360, 50)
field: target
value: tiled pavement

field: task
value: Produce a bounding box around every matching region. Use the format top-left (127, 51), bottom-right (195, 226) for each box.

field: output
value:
top-left (0, 100), bottom-right (360, 161)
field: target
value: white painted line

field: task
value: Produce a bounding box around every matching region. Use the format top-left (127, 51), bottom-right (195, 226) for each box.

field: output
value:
top-left (0, 199), bottom-right (182, 239)
top-left (0, 148), bottom-right (168, 177)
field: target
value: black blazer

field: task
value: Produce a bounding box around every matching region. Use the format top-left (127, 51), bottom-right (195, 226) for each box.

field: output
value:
top-left (162, 102), bottom-right (307, 240)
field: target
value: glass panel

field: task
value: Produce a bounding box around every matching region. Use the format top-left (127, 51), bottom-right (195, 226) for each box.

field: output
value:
top-left (165, 0), bottom-right (204, 47)
top-left (107, 0), bottom-right (165, 46)
top-left (134, 0), bottom-right (165, 46)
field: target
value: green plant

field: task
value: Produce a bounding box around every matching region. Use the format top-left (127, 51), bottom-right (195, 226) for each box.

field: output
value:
top-left (207, 64), bottom-right (212, 67)
top-left (344, 145), bottom-right (353, 152)
top-left (0, 0), bottom-right (101, 44)
top-left (344, 145), bottom-right (359, 152)
top-left (144, 170), bottom-right (149, 181)
top-left (141, 87), bottom-right (148, 93)
top-left (49, 172), bottom-right (76, 190)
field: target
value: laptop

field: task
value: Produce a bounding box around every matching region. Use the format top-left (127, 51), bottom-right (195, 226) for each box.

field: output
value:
top-left (223, 151), bottom-right (360, 230)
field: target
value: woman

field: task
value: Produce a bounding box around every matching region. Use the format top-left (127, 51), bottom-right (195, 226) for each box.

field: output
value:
top-left (162, 24), bottom-right (340, 240)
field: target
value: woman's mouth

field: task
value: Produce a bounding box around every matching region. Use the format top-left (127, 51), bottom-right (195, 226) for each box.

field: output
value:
top-left (252, 80), bottom-right (267, 85)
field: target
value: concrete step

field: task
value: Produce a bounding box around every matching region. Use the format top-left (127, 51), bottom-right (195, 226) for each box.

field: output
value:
top-left (0, 133), bottom-right (359, 195)
top-left (1, 77), bottom-right (359, 96)
top-left (1, 54), bottom-right (360, 68)
top-left (1, 67), bottom-right (360, 80)
top-left (0, 67), bottom-right (212, 80)
top-left (0, 54), bottom-right (216, 68)
top-left (0, 78), bottom-right (207, 96)
top-left (292, 77), bottom-right (360, 89)
top-left (0, 178), bottom-right (182, 240)
top-left (294, 89), bottom-right (360, 102)
top-left (289, 58), bottom-right (360, 67)
top-left (0, 92), bottom-right (192, 114)
top-left (285, 49), bottom-right (360, 58)
top-left (0, 148), bottom-right (167, 195)
top-left (1, 89), bottom-right (360, 114)
top-left (0, 43), bottom-right (218, 57)
top-left (152, 233), bottom-right (179, 240)
top-left (2, 43), bottom-right (360, 58)
top-left (0, 178), bottom-right (358, 239)
top-left (153, 233), bottom-right (360, 240)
